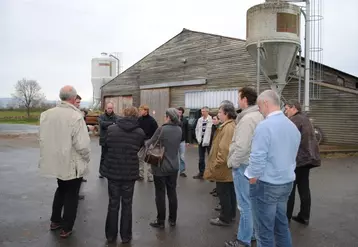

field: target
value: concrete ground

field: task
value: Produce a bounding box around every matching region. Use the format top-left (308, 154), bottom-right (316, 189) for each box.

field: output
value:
top-left (0, 136), bottom-right (358, 247)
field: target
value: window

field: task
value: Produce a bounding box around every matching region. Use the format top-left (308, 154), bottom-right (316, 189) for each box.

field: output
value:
top-left (337, 76), bottom-right (345, 86)
top-left (277, 13), bottom-right (300, 35)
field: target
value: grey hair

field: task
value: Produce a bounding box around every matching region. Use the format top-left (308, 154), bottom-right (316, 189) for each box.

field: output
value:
top-left (59, 86), bottom-right (77, 101)
top-left (257, 90), bottom-right (280, 106)
top-left (219, 103), bottom-right (237, 119)
top-left (220, 100), bottom-right (234, 107)
top-left (201, 106), bottom-right (210, 111)
top-left (166, 108), bottom-right (180, 124)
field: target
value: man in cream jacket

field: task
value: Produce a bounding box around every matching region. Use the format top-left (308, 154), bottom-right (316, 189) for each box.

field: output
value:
top-left (39, 85), bottom-right (91, 238)
top-left (225, 87), bottom-right (264, 247)
top-left (194, 106), bottom-right (213, 179)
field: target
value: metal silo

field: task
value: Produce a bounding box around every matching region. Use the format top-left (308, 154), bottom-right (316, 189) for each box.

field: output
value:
top-left (246, 0), bottom-right (301, 96)
top-left (91, 55), bottom-right (117, 109)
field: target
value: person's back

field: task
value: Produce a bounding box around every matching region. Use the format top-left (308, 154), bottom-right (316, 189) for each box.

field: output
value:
top-left (39, 85), bottom-right (91, 239)
top-left (254, 112), bottom-right (301, 184)
top-left (39, 101), bottom-right (91, 180)
top-left (101, 117), bottom-right (145, 180)
top-left (151, 123), bottom-right (182, 176)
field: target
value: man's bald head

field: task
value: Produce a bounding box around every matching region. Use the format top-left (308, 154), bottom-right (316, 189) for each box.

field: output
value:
top-left (59, 85), bottom-right (77, 104)
top-left (106, 102), bottom-right (114, 114)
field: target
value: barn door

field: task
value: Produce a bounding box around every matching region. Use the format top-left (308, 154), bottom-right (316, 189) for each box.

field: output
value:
top-left (140, 88), bottom-right (170, 126)
top-left (104, 96), bottom-right (133, 115)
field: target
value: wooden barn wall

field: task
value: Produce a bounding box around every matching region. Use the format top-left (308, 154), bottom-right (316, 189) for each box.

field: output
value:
top-left (282, 82), bottom-right (358, 145)
top-left (101, 65), bottom-right (141, 107)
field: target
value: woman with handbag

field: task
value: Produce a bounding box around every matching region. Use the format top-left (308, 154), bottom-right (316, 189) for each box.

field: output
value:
top-left (145, 108), bottom-right (182, 229)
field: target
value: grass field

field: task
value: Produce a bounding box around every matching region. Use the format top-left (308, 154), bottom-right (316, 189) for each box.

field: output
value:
top-left (0, 110), bottom-right (42, 125)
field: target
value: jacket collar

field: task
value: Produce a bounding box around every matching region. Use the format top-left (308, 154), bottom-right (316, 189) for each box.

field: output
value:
top-left (219, 119), bottom-right (235, 128)
top-left (57, 101), bottom-right (81, 113)
top-left (236, 105), bottom-right (260, 124)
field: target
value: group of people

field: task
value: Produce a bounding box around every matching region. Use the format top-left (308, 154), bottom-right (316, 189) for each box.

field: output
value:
top-left (38, 85), bottom-right (185, 243)
top-left (190, 87), bottom-right (320, 247)
top-left (38, 84), bottom-right (320, 247)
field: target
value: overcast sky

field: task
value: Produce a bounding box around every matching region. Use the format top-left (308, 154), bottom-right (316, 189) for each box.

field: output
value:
top-left (1, 0), bottom-right (357, 100)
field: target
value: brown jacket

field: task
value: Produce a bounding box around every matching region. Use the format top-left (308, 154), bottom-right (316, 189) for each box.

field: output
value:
top-left (204, 119), bottom-right (235, 182)
top-left (290, 112), bottom-right (321, 168)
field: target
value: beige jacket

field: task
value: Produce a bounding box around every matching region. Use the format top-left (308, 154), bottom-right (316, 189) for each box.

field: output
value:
top-left (39, 102), bottom-right (91, 180)
top-left (227, 105), bottom-right (264, 168)
top-left (204, 119), bottom-right (235, 182)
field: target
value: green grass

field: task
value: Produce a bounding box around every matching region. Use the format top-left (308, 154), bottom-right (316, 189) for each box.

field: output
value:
top-left (0, 110), bottom-right (42, 125)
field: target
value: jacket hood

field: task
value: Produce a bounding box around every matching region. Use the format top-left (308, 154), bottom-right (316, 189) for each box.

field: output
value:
top-left (116, 117), bottom-right (140, 132)
top-left (236, 105), bottom-right (261, 124)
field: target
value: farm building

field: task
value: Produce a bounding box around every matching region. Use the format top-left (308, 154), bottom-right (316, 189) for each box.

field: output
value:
top-left (101, 28), bottom-right (358, 146)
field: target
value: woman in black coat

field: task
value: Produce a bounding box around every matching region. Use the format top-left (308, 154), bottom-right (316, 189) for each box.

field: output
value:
top-left (100, 106), bottom-right (145, 244)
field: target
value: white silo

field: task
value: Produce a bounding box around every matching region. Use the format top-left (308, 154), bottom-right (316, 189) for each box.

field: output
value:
top-left (91, 55), bottom-right (117, 109)
top-left (246, 1), bottom-right (301, 96)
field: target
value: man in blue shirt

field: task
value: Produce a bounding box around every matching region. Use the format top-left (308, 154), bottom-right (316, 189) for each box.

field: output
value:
top-left (245, 90), bottom-right (301, 247)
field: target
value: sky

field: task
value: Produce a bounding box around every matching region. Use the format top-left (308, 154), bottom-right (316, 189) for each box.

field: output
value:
top-left (1, 0), bottom-right (357, 101)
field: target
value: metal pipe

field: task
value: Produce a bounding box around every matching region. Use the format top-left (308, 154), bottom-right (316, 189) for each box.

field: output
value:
top-left (298, 48), bottom-right (302, 103)
top-left (257, 42), bottom-right (261, 95)
top-left (109, 54), bottom-right (120, 76)
top-left (304, 0), bottom-right (310, 112)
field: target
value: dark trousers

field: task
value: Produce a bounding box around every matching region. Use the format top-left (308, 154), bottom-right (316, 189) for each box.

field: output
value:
top-left (50, 178), bottom-right (82, 232)
top-left (216, 182), bottom-right (236, 223)
top-left (100, 146), bottom-right (108, 173)
top-left (198, 144), bottom-right (210, 174)
top-left (287, 166), bottom-right (311, 220)
top-left (154, 173), bottom-right (178, 223)
top-left (105, 180), bottom-right (135, 241)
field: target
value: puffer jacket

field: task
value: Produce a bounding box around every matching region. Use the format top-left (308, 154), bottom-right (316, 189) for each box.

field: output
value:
top-left (100, 117), bottom-right (145, 181)
top-left (39, 102), bottom-right (91, 180)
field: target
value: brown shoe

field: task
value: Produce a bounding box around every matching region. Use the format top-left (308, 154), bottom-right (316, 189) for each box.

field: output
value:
top-left (50, 222), bottom-right (61, 231)
top-left (60, 229), bottom-right (73, 238)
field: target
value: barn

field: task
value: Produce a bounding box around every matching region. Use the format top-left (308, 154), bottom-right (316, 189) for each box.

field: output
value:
top-left (101, 28), bottom-right (358, 146)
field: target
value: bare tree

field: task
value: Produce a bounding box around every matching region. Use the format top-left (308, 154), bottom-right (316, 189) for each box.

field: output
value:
top-left (12, 78), bottom-right (45, 118)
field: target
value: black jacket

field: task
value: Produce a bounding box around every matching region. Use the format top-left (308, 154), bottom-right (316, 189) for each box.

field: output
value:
top-left (290, 112), bottom-right (321, 168)
top-left (138, 114), bottom-right (158, 140)
top-left (147, 123), bottom-right (182, 176)
top-left (100, 117), bottom-right (145, 181)
top-left (98, 112), bottom-right (118, 145)
top-left (179, 116), bottom-right (188, 142)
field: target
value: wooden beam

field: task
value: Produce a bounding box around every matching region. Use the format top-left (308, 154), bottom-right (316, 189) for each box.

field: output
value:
top-left (139, 79), bottom-right (206, 90)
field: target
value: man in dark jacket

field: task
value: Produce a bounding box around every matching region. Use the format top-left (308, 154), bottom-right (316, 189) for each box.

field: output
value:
top-left (285, 100), bottom-right (321, 225)
top-left (100, 106), bottom-right (145, 244)
top-left (137, 104), bottom-right (158, 182)
top-left (177, 107), bottom-right (189, 177)
top-left (98, 102), bottom-right (119, 178)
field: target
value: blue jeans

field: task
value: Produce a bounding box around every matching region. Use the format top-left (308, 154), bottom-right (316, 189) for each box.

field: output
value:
top-left (233, 165), bottom-right (254, 246)
top-left (179, 141), bottom-right (186, 173)
top-left (250, 180), bottom-right (293, 247)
